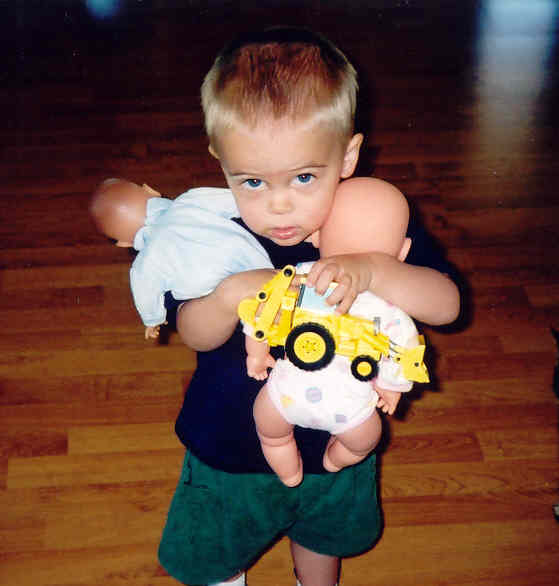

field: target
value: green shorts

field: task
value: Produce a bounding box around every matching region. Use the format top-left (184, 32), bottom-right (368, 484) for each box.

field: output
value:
top-left (158, 451), bottom-right (381, 585)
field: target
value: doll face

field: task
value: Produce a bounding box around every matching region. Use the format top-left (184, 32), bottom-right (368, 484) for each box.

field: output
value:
top-left (212, 119), bottom-right (362, 246)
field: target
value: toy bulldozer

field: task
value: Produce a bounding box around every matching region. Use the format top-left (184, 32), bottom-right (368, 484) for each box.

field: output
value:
top-left (238, 266), bottom-right (429, 383)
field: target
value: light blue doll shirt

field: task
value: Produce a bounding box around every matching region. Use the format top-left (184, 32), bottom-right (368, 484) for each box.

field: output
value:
top-left (129, 187), bottom-right (272, 326)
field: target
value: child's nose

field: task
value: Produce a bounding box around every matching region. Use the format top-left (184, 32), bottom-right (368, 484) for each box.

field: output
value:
top-left (268, 191), bottom-right (293, 214)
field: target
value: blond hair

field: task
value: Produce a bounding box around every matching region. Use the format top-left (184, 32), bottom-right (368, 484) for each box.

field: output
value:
top-left (201, 28), bottom-right (358, 142)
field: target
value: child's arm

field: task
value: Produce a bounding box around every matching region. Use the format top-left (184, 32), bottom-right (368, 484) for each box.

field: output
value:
top-left (305, 253), bottom-right (459, 326)
top-left (176, 269), bottom-right (277, 351)
top-left (245, 335), bottom-right (276, 380)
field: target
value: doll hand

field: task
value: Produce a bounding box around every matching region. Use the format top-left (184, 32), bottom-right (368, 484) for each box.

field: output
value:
top-left (375, 385), bottom-right (402, 415)
top-left (145, 323), bottom-right (166, 339)
top-left (304, 253), bottom-right (374, 315)
top-left (246, 354), bottom-right (276, 380)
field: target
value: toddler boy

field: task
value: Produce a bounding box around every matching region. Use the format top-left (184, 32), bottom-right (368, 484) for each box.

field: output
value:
top-left (158, 27), bottom-right (459, 586)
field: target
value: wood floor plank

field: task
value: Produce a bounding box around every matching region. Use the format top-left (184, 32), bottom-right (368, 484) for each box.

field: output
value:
top-left (0, 371), bottom-right (188, 406)
top-left (7, 449), bottom-right (184, 490)
top-left (416, 378), bottom-right (556, 407)
top-left (387, 403), bottom-right (557, 436)
top-left (380, 459), bottom-right (558, 498)
top-left (0, 263), bottom-right (130, 291)
top-left (379, 432), bottom-right (483, 465)
top-left (341, 520), bottom-right (559, 586)
top-left (0, 543), bottom-right (164, 586)
top-left (0, 345), bottom-right (195, 378)
top-left (0, 398), bottom-right (182, 432)
top-left (67, 423), bottom-right (182, 455)
top-left (476, 426), bottom-right (559, 461)
top-left (382, 491), bottom-right (556, 527)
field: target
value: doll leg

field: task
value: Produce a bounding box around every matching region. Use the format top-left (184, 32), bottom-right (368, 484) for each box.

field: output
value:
top-left (253, 385), bottom-right (303, 487)
top-left (323, 410), bottom-right (382, 473)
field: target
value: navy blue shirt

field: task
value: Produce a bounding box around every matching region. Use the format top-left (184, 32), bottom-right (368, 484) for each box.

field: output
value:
top-left (166, 217), bottom-right (456, 474)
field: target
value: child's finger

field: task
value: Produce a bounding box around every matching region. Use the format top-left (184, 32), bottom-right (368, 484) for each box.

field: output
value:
top-left (333, 290), bottom-right (357, 315)
top-left (325, 274), bottom-right (353, 304)
top-left (303, 260), bottom-right (324, 287)
top-left (306, 261), bottom-right (338, 294)
top-left (314, 264), bottom-right (342, 295)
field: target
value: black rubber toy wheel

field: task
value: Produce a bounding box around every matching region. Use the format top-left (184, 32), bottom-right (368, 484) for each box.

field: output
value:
top-left (285, 323), bottom-right (336, 371)
top-left (350, 355), bottom-right (378, 381)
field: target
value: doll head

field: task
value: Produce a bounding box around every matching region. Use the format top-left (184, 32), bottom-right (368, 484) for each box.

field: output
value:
top-left (89, 179), bottom-right (161, 247)
top-left (316, 177), bottom-right (411, 261)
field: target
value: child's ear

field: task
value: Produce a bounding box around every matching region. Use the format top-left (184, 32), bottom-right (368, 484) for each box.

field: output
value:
top-left (340, 133), bottom-right (364, 178)
top-left (398, 237), bottom-right (412, 262)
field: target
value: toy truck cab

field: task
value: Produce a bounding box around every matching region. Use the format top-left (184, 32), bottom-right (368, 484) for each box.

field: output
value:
top-left (238, 265), bottom-right (429, 383)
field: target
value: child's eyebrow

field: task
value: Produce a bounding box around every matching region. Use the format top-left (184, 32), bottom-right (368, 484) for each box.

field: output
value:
top-left (229, 163), bottom-right (328, 177)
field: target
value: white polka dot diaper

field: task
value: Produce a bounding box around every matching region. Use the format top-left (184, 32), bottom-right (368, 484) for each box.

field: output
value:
top-left (266, 355), bottom-right (378, 435)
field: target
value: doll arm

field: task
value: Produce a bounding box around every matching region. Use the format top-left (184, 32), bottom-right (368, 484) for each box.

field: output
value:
top-left (375, 309), bottom-right (421, 414)
top-left (375, 385), bottom-right (402, 415)
top-left (129, 263), bottom-right (168, 329)
top-left (145, 323), bottom-right (168, 339)
top-left (244, 334), bottom-right (276, 380)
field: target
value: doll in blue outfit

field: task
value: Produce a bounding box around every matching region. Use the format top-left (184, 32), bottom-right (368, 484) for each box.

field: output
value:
top-left (90, 178), bottom-right (272, 338)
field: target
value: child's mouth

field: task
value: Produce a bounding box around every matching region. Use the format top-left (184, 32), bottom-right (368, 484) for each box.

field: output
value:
top-left (270, 227), bottom-right (299, 241)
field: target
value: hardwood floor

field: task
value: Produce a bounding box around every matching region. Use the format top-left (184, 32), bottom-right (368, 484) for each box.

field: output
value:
top-left (1, 2), bottom-right (558, 585)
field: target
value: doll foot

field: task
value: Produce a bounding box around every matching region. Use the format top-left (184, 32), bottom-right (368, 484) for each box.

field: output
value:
top-left (278, 454), bottom-right (303, 487)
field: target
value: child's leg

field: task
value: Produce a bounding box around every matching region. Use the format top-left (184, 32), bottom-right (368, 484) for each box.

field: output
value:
top-left (253, 384), bottom-right (303, 486)
top-left (290, 540), bottom-right (339, 586)
top-left (323, 411), bottom-right (382, 472)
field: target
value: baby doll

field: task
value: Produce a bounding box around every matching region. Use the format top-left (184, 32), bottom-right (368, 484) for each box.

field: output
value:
top-left (90, 178), bottom-right (272, 338)
top-left (243, 177), bottom-right (424, 486)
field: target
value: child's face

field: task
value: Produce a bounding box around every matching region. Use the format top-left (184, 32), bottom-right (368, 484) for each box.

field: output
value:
top-left (212, 119), bottom-right (362, 246)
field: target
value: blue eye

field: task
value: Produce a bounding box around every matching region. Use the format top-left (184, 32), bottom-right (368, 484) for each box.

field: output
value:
top-left (244, 178), bottom-right (263, 189)
top-left (296, 174), bottom-right (314, 184)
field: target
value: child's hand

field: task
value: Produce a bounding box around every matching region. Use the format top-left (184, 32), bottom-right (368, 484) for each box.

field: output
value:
top-left (375, 386), bottom-right (402, 415)
top-left (246, 354), bottom-right (276, 380)
top-left (304, 253), bottom-right (374, 315)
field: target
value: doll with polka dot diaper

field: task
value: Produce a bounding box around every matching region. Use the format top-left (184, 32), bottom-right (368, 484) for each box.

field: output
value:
top-left (245, 177), bottom-right (420, 487)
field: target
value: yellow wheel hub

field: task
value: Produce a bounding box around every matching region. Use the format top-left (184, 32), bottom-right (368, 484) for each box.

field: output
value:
top-left (293, 332), bottom-right (326, 362)
top-left (356, 361), bottom-right (373, 377)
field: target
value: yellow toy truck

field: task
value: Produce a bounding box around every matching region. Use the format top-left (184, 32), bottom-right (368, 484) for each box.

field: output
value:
top-left (238, 265), bottom-right (429, 383)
